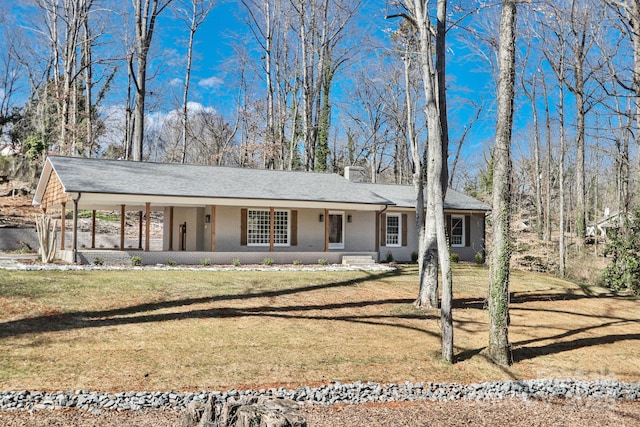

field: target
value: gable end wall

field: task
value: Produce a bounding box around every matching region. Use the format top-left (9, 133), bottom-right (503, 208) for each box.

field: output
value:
top-left (40, 171), bottom-right (70, 210)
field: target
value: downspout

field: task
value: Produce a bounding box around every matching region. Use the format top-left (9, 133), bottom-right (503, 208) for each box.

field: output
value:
top-left (71, 193), bottom-right (81, 264)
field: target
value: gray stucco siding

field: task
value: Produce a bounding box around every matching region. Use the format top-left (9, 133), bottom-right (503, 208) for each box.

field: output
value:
top-left (163, 207), bottom-right (204, 251)
top-left (342, 211), bottom-right (377, 252)
top-left (447, 212), bottom-right (486, 262)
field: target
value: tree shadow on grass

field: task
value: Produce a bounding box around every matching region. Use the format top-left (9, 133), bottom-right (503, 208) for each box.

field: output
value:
top-left (511, 314), bottom-right (640, 363)
top-left (513, 333), bottom-right (640, 363)
top-left (453, 288), bottom-right (626, 310)
top-left (0, 269), bottom-right (449, 340)
top-left (454, 288), bottom-right (639, 368)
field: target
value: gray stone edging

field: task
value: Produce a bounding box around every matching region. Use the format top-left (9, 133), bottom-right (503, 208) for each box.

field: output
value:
top-left (0, 259), bottom-right (395, 272)
top-left (1, 379), bottom-right (639, 414)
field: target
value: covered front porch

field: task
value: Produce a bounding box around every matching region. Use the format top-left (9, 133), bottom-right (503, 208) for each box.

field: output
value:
top-left (33, 156), bottom-right (396, 265)
top-left (52, 200), bottom-right (383, 265)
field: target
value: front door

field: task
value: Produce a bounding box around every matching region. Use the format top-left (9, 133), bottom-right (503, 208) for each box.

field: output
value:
top-left (328, 211), bottom-right (344, 249)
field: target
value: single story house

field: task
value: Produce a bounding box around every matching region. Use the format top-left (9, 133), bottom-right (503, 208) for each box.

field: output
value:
top-left (32, 156), bottom-right (491, 265)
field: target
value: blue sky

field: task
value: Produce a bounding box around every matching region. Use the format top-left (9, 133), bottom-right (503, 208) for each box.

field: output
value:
top-left (161, 1), bottom-right (499, 155)
top-left (2, 0), bottom-right (501, 181)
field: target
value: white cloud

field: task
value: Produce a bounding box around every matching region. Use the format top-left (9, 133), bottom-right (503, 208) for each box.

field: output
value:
top-left (185, 101), bottom-right (216, 114)
top-left (198, 75), bottom-right (223, 89)
top-left (169, 78), bottom-right (183, 87)
top-left (96, 102), bottom-right (218, 155)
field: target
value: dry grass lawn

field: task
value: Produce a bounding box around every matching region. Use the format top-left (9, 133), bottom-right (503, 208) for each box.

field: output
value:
top-left (0, 265), bottom-right (639, 392)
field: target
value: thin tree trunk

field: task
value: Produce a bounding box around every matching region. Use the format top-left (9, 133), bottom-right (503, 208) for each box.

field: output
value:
top-left (125, 53), bottom-right (134, 160)
top-left (542, 74), bottom-right (552, 241)
top-left (522, 70), bottom-right (543, 241)
top-left (617, 0), bottom-right (640, 202)
top-left (558, 83), bottom-right (566, 277)
top-left (82, 9), bottom-right (93, 157)
top-left (181, 10), bottom-right (196, 164)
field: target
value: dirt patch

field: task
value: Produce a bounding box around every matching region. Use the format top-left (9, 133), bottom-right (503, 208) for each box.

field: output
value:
top-left (0, 181), bottom-right (39, 228)
top-left (1, 399), bottom-right (639, 426)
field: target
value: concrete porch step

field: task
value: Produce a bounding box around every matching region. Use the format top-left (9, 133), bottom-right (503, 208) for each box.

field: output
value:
top-left (341, 255), bottom-right (376, 266)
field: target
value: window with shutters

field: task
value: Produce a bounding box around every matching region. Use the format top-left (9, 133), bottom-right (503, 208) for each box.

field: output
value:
top-left (450, 215), bottom-right (464, 247)
top-left (386, 214), bottom-right (401, 247)
top-left (247, 209), bottom-right (290, 246)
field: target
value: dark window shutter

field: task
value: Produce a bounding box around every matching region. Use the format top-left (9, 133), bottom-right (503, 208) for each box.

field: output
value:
top-left (291, 210), bottom-right (297, 246)
top-left (446, 214), bottom-right (452, 246)
top-left (240, 208), bottom-right (247, 245)
top-left (380, 213), bottom-right (386, 246)
top-left (402, 213), bottom-right (408, 246)
top-left (465, 215), bottom-right (471, 247)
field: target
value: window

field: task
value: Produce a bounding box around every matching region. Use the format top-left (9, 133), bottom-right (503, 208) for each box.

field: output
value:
top-left (386, 214), bottom-right (401, 247)
top-left (273, 210), bottom-right (289, 245)
top-left (247, 209), bottom-right (271, 246)
top-left (380, 213), bottom-right (407, 247)
top-left (247, 209), bottom-right (290, 246)
top-left (450, 215), bottom-right (464, 247)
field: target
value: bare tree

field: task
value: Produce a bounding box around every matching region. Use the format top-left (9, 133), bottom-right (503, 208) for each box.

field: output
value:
top-left (343, 65), bottom-right (397, 182)
top-left (9, 0), bottom-right (112, 162)
top-left (537, 0), bottom-right (603, 247)
top-left (520, 46), bottom-right (544, 240)
top-left (130, 0), bottom-right (174, 161)
top-left (393, 0), bottom-right (453, 361)
top-left (607, 0), bottom-right (640, 191)
top-left (448, 101), bottom-right (481, 189)
top-left (0, 23), bottom-right (23, 139)
top-left (174, 0), bottom-right (215, 164)
top-left (488, 0), bottom-right (517, 366)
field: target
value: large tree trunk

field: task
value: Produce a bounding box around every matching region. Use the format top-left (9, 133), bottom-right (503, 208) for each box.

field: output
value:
top-left (131, 0), bottom-right (172, 161)
top-left (405, 47), bottom-right (437, 310)
top-left (409, 0), bottom-right (453, 361)
top-left (488, 0), bottom-right (517, 367)
top-left (434, 0), bottom-right (452, 363)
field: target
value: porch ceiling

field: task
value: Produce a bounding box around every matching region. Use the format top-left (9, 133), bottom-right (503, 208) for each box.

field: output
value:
top-left (61, 192), bottom-right (388, 212)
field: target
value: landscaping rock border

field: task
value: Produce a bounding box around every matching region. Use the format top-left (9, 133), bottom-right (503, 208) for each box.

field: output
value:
top-left (0, 259), bottom-right (396, 272)
top-left (1, 379), bottom-right (638, 413)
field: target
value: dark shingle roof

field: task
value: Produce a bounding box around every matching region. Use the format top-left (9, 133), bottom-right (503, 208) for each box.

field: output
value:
top-left (44, 156), bottom-right (391, 205)
top-left (38, 156), bottom-right (490, 211)
top-left (358, 182), bottom-right (491, 211)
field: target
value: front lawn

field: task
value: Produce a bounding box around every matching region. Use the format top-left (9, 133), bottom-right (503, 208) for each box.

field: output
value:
top-left (1, 265), bottom-right (638, 391)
